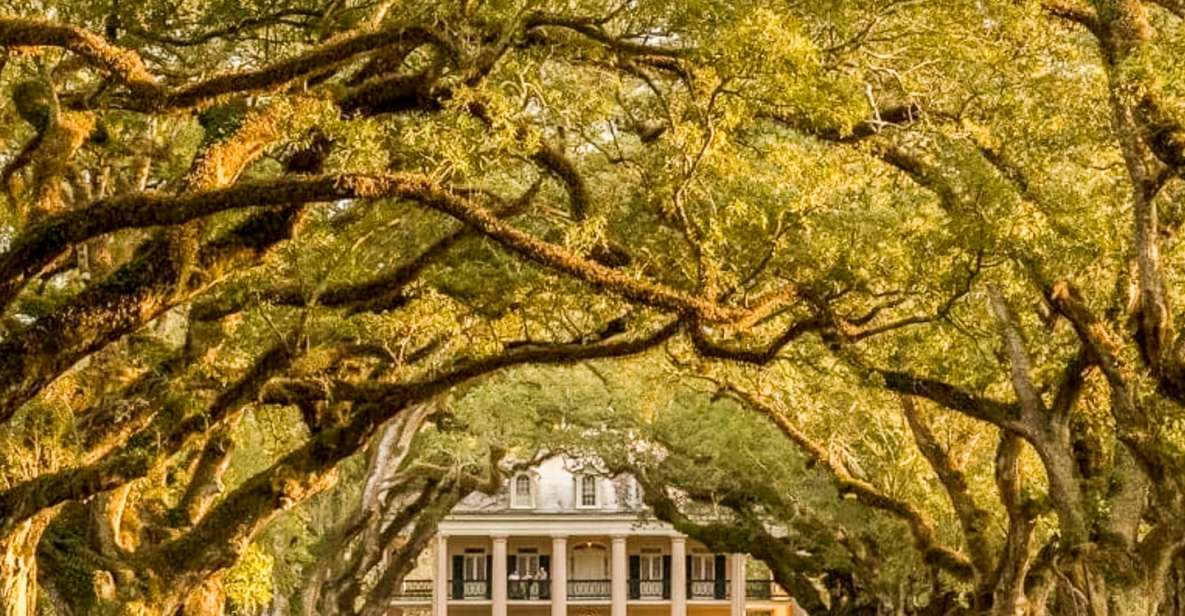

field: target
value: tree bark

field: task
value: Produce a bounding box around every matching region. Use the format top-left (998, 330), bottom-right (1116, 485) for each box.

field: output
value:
top-left (0, 513), bottom-right (51, 616)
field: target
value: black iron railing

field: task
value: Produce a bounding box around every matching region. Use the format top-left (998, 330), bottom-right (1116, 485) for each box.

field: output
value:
top-left (449, 579), bottom-right (490, 599)
top-left (442, 577), bottom-right (788, 602)
top-left (508, 579), bottom-right (550, 600)
top-left (568, 579), bottom-right (611, 599)
top-left (397, 579), bottom-right (433, 599)
top-left (628, 578), bottom-right (668, 599)
top-left (745, 579), bottom-right (790, 600)
top-left (688, 579), bottom-right (727, 599)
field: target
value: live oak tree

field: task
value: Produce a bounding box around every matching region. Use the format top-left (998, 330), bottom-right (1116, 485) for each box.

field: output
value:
top-left (743, 2), bottom-right (1185, 614)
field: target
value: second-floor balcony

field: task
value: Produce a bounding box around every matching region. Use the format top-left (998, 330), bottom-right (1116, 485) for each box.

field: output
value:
top-left (445, 578), bottom-right (671, 601)
top-left (432, 536), bottom-right (791, 607)
top-left (429, 577), bottom-right (788, 604)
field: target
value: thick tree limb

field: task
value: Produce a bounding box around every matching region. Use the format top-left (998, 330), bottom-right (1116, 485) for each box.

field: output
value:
top-left (765, 103), bottom-right (920, 143)
top-left (523, 12), bottom-right (692, 59)
top-left (189, 182), bottom-right (539, 321)
top-left (126, 9), bottom-right (321, 47)
top-left (688, 316), bottom-right (826, 364)
top-left (150, 319), bottom-right (677, 588)
top-left (168, 427), bottom-right (237, 531)
top-left (876, 370), bottom-right (1022, 430)
top-left (1041, 1), bottom-right (1104, 38)
top-left (261, 320), bottom-right (682, 407)
top-left (1069, 0), bottom-right (1184, 377)
top-left (0, 17), bottom-right (158, 95)
top-left (900, 396), bottom-right (995, 579)
top-left (726, 387), bottom-right (976, 580)
top-left (0, 174), bottom-right (409, 309)
top-left (1043, 280), bottom-right (1182, 492)
top-left (987, 287), bottom-right (1048, 419)
top-left (532, 141), bottom-right (592, 220)
top-left (3, 11), bottom-right (685, 115)
top-left (0, 341), bottom-right (294, 535)
top-left (0, 203), bottom-right (303, 420)
top-left (633, 471), bottom-right (830, 613)
top-left (991, 433), bottom-right (1038, 614)
top-left (0, 16), bottom-right (435, 112)
top-left (1049, 351), bottom-right (1091, 417)
top-left (1, 173), bottom-right (765, 328)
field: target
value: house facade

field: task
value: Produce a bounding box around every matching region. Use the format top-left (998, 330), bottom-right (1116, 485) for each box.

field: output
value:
top-left (391, 457), bottom-right (804, 616)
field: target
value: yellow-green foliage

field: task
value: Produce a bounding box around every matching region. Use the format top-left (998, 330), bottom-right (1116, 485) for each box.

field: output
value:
top-left (223, 543), bottom-right (275, 615)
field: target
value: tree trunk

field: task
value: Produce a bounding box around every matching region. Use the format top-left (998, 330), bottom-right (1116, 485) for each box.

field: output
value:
top-left (301, 405), bottom-right (436, 614)
top-left (1040, 553), bottom-right (1171, 616)
top-left (93, 483), bottom-right (134, 555)
top-left (0, 514), bottom-right (50, 616)
top-left (180, 577), bottom-right (226, 616)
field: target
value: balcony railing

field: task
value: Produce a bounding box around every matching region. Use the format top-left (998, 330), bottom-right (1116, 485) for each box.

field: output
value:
top-left (441, 577), bottom-right (787, 602)
top-left (449, 579), bottom-right (490, 599)
top-left (688, 579), bottom-right (727, 599)
top-left (628, 578), bottom-right (669, 599)
top-left (567, 579), bottom-right (611, 600)
top-left (745, 579), bottom-right (790, 600)
top-left (508, 579), bottom-right (550, 600)
top-left (396, 579), bottom-right (433, 599)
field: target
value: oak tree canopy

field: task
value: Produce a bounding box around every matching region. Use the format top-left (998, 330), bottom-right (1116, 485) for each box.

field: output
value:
top-left (4, 0), bottom-right (1185, 615)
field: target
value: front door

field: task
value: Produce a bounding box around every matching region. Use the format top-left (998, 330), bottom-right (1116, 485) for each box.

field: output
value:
top-left (572, 546), bottom-right (607, 579)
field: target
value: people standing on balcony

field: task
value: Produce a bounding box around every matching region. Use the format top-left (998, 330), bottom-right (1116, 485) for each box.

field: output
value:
top-left (533, 567), bottom-right (548, 599)
top-left (509, 569), bottom-right (521, 600)
top-left (530, 570), bottom-right (539, 599)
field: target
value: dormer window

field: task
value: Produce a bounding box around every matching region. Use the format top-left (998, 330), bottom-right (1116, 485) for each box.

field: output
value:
top-left (577, 474), bottom-right (598, 508)
top-left (511, 473), bottom-right (535, 508)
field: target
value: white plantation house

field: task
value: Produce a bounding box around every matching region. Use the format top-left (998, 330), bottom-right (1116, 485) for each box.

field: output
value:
top-left (390, 457), bottom-right (804, 616)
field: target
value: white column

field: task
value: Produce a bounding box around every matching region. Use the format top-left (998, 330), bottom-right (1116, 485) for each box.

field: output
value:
top-left (433, 534), bottom-right (449, 616)
top-left (551, 535), bottom-right (568, 616)
top-left (611, 535), bottom-right (628, 616)
top-left (729, 554), bottom-right (746, 616)
top-left (493, 535), bottom-right (509, 616)
top-left (670, 536), bottom-right (686, 616)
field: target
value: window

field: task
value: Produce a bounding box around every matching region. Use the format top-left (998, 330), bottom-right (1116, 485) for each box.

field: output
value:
top-left (511, 473), bottom-right (534, 508)
top-left (517, 549), bottom-right (540, 576)
top-left (691, 554), bottom-right (715, 579)
top-left (638, 550), bottom-right (665, 598)
top-left (689, 553), bottom-right (718, 598)
top-left (577, 474), bottom-right (598, 508)
top-left (464, 550), bottom-right (487, 580)
top-left (639, 551), bottom-right (664, 580)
